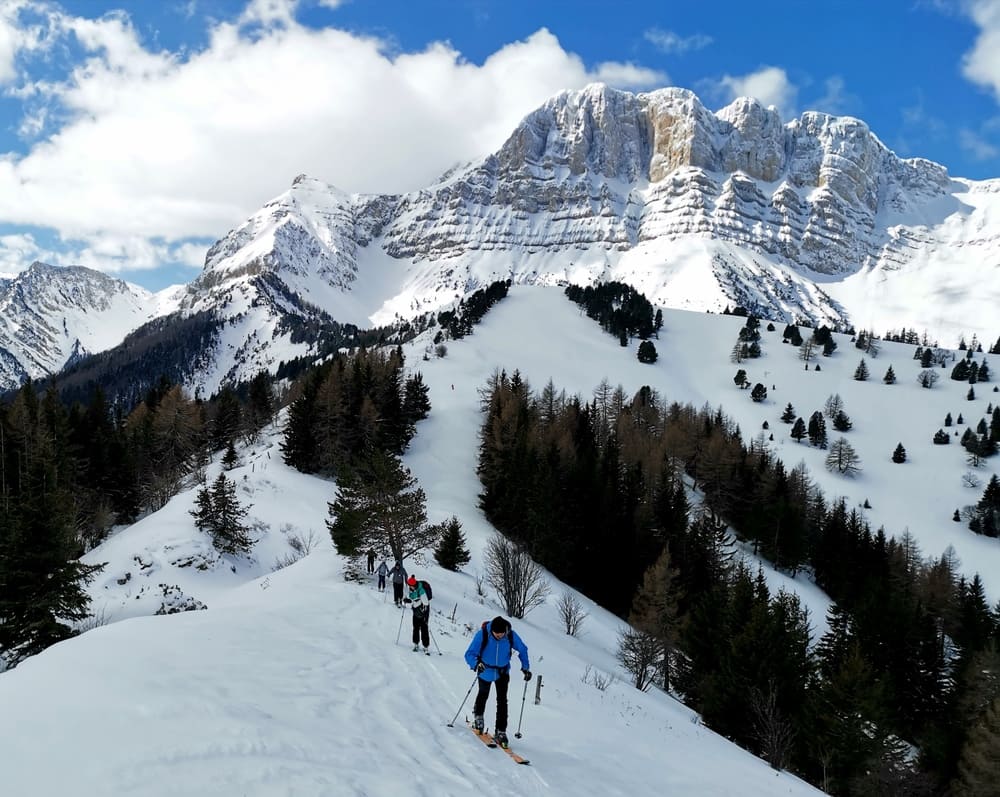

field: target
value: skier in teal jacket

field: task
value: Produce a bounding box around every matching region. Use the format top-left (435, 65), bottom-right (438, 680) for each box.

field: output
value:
top-left (463, 616), bottom-right (530, 747)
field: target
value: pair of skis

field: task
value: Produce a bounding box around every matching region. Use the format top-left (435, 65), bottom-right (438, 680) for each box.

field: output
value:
top-left (466, 722), bottom-right (530, 765)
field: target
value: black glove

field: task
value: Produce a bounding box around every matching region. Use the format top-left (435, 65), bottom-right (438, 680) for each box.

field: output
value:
top-left (403, 597), bottom-right (411, 604)
top-left (522, 669), bottom-right (532, 681)
top-left (475, 660), bottom-right (486, 674)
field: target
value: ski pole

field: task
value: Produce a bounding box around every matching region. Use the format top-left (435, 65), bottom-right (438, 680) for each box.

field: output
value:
top-left (447, 674), bottom-right (480, 727)
top-left (429, 624), bottom-right (443, 656)
top-left (395, 602), bottom-right (406, 645)
top-left (514, 678), bottom-right (529, 738)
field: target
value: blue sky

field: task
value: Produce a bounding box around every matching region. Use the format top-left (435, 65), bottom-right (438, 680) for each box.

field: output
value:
top-left (1, 0), bottom-right (999, 290)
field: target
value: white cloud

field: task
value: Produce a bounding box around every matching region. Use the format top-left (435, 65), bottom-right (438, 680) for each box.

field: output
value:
top-left (0, 5), bottom-right (666, 275)
top-left (810, 76), bottom-right (860, 117)
top-left (717, 66), bottom-right (798, 118)
top-left (643, 28), bottom-right (712, 55)
top-left (593, 61), bottom-right (667, 89)
top-left (959, 127), bottom-right (999, 159)
top-left (961, 0), bottom-right (1000, 98)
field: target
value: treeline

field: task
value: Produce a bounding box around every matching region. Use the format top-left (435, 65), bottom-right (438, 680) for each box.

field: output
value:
top-left (0, 371), bottom-right (275, 666)
top-left (281, 345), bottom-right (430, 476)
top-left (477, 372), bottom-right (1000, 795)
top-left (565, 281), bottom-right (662, 343)
top-left (435, 279), bottom-right (511, 342)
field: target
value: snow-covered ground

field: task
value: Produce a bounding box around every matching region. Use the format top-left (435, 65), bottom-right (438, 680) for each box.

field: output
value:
top-left (3, 285), bottom-right (998, 795)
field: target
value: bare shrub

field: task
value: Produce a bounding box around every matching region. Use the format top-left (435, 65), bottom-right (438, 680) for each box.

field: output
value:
top-left (273, 528), bottom-right (322, 571)
top-left (76, 605), bottom-right (111, 634)
top-left (581, 665), bottom-right (616, 692)
top-left (750, 681), bottom-right (796, 770)
top-left (963, 471), bottom-right (983, 489)
top-left (483, 534), bottom-right (550, 618)
top-left (557, 591), bottom-right (588, 636)
top-left (616, 627), bottom-right (663, 692)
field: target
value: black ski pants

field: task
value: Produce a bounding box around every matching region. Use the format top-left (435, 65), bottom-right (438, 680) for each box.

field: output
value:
top-left (412, 610), bottom-right (429, 648)
top-left (393, 581), bottom-right (404, 604)
top-left (473, 671), bottom-right (510, 732)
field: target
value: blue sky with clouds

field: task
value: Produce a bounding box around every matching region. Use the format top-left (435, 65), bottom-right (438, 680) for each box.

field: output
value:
top-left (1, 0), bottom-right (999, 290)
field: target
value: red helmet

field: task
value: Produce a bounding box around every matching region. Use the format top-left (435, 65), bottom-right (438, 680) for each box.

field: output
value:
top-left (407, 576), bottom-right (417, 587)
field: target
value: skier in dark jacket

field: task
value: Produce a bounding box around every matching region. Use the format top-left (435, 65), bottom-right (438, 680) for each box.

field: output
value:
top-left (463, 616), bottom-right (530, 748)
top-left (388, 561), bottom-right (407, 607)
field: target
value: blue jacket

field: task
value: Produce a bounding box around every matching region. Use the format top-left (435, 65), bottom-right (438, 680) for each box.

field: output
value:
top-left (464, 620), bottom-right (530, 682)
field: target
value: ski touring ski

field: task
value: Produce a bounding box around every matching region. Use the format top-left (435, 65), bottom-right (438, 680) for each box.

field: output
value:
top-left (467, 722), bottom-right (497, 748)
top-left (497, 743), bottom-right (530, 765)
top-left (464, 723), bottom-right (530, 764)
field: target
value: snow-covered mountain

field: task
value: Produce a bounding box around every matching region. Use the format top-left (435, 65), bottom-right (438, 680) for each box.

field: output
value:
top-left (0, 262), bottom-right (182, 390)
top-left (4, 84), bottom-right (1000, 395)
top-left (164, 84), bottom-right (999, 395)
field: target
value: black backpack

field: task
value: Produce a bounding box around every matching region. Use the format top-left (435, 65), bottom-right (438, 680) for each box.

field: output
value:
top-left (418, 580), bottom-right (432, 600)
top-left (478, 620), bottom-right (512, 660)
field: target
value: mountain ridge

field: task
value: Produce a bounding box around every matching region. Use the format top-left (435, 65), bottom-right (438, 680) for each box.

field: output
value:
top-left (1, 83), bottom-right (998, 394)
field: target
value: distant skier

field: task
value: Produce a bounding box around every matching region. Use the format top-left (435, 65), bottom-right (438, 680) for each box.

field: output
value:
top-left (376, 559), bottom-right (389, 592)
top-left (464, 616), bottom-right (531, 748)
top-left (388, 561), bottom-right (407, 607)
top-left (403, 576), bottom-right (431, 654)
top-left (366, 548), bottom-right (376, 573)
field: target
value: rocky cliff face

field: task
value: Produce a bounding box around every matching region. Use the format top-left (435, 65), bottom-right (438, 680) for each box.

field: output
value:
top-left (191, 83), bottom-right (978, 361)
top-left (8, 84), bottom-right (992, 394)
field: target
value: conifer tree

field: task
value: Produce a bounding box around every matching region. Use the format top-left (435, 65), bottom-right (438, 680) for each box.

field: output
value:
top-left (946, 412), bottom-right (954, 427)
top-left (637, 340), bottom-right (658, 363)
top-left (953, 696), bottom-right (1000, 795)
top-left (222, 439), bottom-right (239, 471)
top-left (883, 364), bottom-right (896, 384)
top-left (808, 411), bottom-right (828, 448)
top-left (826, 438), bottom-right (861, 476)
top-left (750, 383), bottom-right (767, 402)
top-left (433, 516), bottom-right (471, 571)
top-left (0, 385), bottom-right (105, 665)
top-left (628, 547), bottom-right (682, 690)
top-left (892, 443), bottom-right (907, 464)
top-left (790, 417), bottom-right (807, 443)
top-left (780, 402), bottom-right (796, 423)
top-left (854, 359), bottom-right (869, 381)
top-left (327, 450), bottom-right (440, 564)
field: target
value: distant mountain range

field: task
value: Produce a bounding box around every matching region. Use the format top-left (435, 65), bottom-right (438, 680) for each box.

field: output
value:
top-left (3, 83), bottom-right (999, 395)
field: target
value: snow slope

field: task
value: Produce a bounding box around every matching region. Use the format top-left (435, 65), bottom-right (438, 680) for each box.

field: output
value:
top-left (3, 286), bottom-right (998, 795)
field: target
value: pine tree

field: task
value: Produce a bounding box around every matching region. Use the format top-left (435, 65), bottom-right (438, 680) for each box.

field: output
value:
top-left (780, 402), bottom-right (796, 423)
top-left (883, 364), bottom-right (896, 384)
top-left (953, 696), bottom-right (1000, 795)
top-left (832, 410), bottom-right (853, 432)
top-left (854, 359), bottom-right (869, 381)
top-left (433, 516), bottom-right (471, 571)
top-left (892, 443), bottom-right (907, 464)
top-left (790, 416), bottom-right (807, 442)
top-left (750, 383), bottom-right (767, 402)
top-left (222, 439), bottom-right (239, 471)
top-left (327, 450), bottom-right (440, 564)
top-left (968, 386), bottom-right (977, 401)
top-left (946, 412), bottom-right (954, 427)
top-left (808, 411), bottom-right (828, 448)
top-left (0, 386), bottom-right (105, 665)
top-left (637, 340), bottom-right (658, 363)
top-left (201, 473), bottom-right (252, 554)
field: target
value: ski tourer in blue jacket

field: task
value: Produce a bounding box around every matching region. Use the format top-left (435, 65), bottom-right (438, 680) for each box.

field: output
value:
top-left (464, 616), bottom-right (531, 744)
top-left (464, 616), bottom-right (530, 682)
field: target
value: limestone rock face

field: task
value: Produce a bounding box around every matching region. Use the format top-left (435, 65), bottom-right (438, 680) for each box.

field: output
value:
top-left (183, 82), bottom-right (994, 386)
